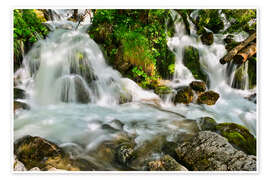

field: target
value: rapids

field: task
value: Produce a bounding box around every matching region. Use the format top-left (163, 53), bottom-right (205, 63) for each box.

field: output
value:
top-left (14, 9), bottom-right (257, 170)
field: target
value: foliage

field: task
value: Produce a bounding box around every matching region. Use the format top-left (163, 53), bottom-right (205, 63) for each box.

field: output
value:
top-left (13, 9), bottom-right (48, 70)
top-left (89, 9), bottom-right (175, 89)
top-left (222, 9), bottom-right (256, 34)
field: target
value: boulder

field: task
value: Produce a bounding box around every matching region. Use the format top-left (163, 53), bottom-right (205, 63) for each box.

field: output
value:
top-left (197, 90), bottom-right (219, 105)
top-left (175, 131), bottom-right (256, 171)
top-left (174, 86), bottom-right (194, 104)
top-left (183, 46), bottom-right (207, 82)
top-left (245, 93), bottom-right (256, 104)
top-left (154, 85), bottom-right (173, 96)
top-left (198, 117), bottom-right (217, 131)
top-left (201, 32), bottom-right (214, 46)
top-left (216, 123), bottom-right (256, 155)
top-left (224, 35), bottom-right (234, 44)
top-left (146, 155), bottom-right (188, 171)
top-left (189, 81), bottom-right (206, 92)
top-left (116, 143), bottom-right (135, 165)
top-left (14, 101), bottom-right (30, 111)
top-left (14, 156), bottom-right (27, 171)
top-left (14, 88), bottom-right (25, 100)
top-left (14, 135), bottom-right (79, 171)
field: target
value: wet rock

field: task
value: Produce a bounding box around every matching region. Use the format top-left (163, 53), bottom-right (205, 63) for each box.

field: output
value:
top-left (224, 35), bottom-right (234, 44)
top-left (216, 123), bottom-right (256, 155)
top-left (29, 167), bottom-right (41, 171)
top-left (146, 155), bottom-right (188, 171)
top-left (73, 76), bottom-right (91, 104)
top-left (102, 119), bottom-right (124, 132)
top-left (14, 156), bottom-right (27, 171)
top-left (198, 117), bottom-right (217, 131)
top-left (175, 131), bottom-right (256, 171)
top-left (201, 32), bottom-right (214, 46)
top-left (14, 88), bottom-right (25, 100)
top-left (116, 143), bottom-right (135, 165)
top-left (189, 81), bottom-right (206, 92)
top-left (119, 92), bottom-right (132, 104)
top-left (245, 93), bottom-right (256, 104)
top-left (154, 86), bottom-right (173, 96)
top-left (183, 46), bottom-right (207, 82)
top-left (14, 101), bottom-right (30, 111)
top-left (197, 90), bottom-right (219, 105)
top-left (14, 135), bottom-right (79, 171)
top-left (174, 86), bottom-right (194, 104)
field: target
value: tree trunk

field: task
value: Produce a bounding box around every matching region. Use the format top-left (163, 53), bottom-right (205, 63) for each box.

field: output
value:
top-left (220, 33), bottom-right (256, 64)
top-left (233, 42), bottom-right (256, 64)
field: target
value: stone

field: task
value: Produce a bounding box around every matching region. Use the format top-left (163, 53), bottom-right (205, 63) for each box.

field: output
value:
top-left (14, 101), bottom-right (30, 111)
top-left (29, 167), bottom-right (41, 171)
top-left (245, 93), bottom-right (256, 104)
top-left (201, 32), bottom-right (214, 46)
top-left (175, 131), bottom-right (256, 171)
top-left (14, 156), bottom-right (27, 171)
top-left (183, 46), bottom-right (207, 82)
top-left (116, 143), bottom-right (135, 165)
top-left (146, 155), bottom-right (188, 171)
top-left (154, 86), bottom-right (173, 96)
top-left (197, 90), bottom-right (220, 105)
top-left (216, 123), bottom-right (256, 155)
top-left (198, 117), bottom-right (217, 131)
top-left (14, 135), bottom-right (79, 171)
top-left (174, 86), bottom-right (194, 104)
top-left (14, 88), bottom-right (25, 100)
top-left (189, 81), bottom-right (206, 92)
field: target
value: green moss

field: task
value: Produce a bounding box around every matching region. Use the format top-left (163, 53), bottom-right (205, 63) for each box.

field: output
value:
top-left (216, 123), bottom-right (256, 155)
top-left (154, 85), bottom-right (173, 96)
top-left (183, 46), bottom-right (207, 82)
top-left (248, 56), bottom-right (257, 89)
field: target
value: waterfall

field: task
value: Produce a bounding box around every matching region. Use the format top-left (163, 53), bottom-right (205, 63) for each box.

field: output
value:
top-left (14, 9), bottom-right (256, 169)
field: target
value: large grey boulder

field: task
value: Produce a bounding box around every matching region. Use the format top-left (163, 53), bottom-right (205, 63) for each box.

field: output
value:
top-left (175, 131), bottom-right (256, 171)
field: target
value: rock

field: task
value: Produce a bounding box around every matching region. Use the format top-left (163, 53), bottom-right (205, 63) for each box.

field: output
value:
top-left (116, 143), bottom-right (135, 165)
top-left (119, 92), bottom-right (132, 104)
top-left (245, 93), bottom-right (256, 103)
top-left (175, 131), bottom-right (256, 171)
top-left (189, 81), bottom-right (206, 92)
top-left (14, 135), bottom-right (79, 171)
top-left (14, 156), bottom-right (27, 171)
top-left (201, 32), bottom-right (214, 46)
top-left (216, 123), bottom-right (256, 155)
top-left (14, 88), bottom-right (25, 100)
top-left (29, 167), bottom-right (41, 171)
top-left (224, 35), bottom-right (234, 44)
top-left (154, 86), bottom-right (173, 96)
top-left (183, 46), bottom-right (207, 82)
top-left (72, 76), bottom-right (91, 104)
top-left (198, 117), bottom-right (217, 131)
top-left (197, 90), bottom-right (219, 105)
top-left (102, 119), bottom-right (124, 132)
top-left (174, 86), bottom-right (194, 104)
top-left (14, 101), bottom-right (30, 111)
top-left (146, 155), bottom-right (188, 171)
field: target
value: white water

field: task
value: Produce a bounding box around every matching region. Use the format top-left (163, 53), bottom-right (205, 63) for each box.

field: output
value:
top-left (14, 10), bottom-right (256, 168)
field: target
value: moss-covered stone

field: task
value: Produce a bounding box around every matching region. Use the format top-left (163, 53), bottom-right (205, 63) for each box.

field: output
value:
top-left (183, 46), bottom-right (207, 82)
top-left (216, 123), bottom-right (256, 155)
top-left (14, 101), bottom-right (30, 111)
top-left (248, 56), bottom-right (256, 89)
top-left (14, 88), bottom-right (25, 100)
top-left (198, 117), bottom-right (217, 131)
top-left (174, 86), bottom-right (194, 104)
top-left (197, 90), bottom-right (219, 105)
top-left (154, 85), bottom-right (173, 96)
top-left (189, 81), bottom-right (206, 92)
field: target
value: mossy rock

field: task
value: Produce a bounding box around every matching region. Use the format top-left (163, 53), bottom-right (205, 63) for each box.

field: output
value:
top-left (174, 86), bottom-right (194, 104)
top-left (154, 85), bottom-right (173, 96)
top-left (183, 46), bottom-right (207, 82)
top-left (189, 81), bottom-right (206, 92)
top-left (216, 123), bottom-right (256, 155)
top-left (14, 135), bottom-right (79, 170)
top-left (197, 90), bottom-right (219, 105)
top-left (200, 32), bottom-right (214, 46)
top-left (248, 56), bottom-right (256, 89)
top-left (198, 117), bottom-right (217, 131)
top-left (224, 34), bottom-right (234, 44)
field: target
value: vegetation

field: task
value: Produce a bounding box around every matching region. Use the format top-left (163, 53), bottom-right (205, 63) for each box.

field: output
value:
top-left (13, 9), bottom-right (48, 70)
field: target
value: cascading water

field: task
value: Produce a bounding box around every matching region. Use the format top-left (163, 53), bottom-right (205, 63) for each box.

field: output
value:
top-left (14, 9), bottom-right (257, 170)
